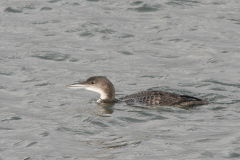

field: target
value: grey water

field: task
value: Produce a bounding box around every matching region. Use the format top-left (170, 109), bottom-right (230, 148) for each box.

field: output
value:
top-left (1, 0), bottom-right (240, 159)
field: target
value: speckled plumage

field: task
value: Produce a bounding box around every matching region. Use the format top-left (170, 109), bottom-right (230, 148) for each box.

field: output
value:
top-left (120, 90), bottom-right (209, 107)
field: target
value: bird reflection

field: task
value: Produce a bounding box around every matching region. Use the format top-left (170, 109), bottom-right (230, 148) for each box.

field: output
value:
top-left (94, 103), bottom-right (115, 115)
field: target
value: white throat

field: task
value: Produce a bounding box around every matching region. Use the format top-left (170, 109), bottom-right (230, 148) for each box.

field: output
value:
top-left (85, 86), bottom-right (108, 100)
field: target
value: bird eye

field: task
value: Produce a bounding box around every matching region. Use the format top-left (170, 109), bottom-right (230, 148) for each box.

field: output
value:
top-left (91, 81), bottom-right (95, 84)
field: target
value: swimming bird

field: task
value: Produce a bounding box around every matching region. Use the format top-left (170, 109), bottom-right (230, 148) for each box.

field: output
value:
top-left (66, 76), bottom-right (209, 108)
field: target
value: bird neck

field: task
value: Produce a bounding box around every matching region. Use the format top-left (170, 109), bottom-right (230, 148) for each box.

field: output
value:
top-left (100, 84), bottom-right (115, 102)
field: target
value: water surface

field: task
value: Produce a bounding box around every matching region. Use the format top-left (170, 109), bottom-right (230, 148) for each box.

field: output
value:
top-left (1, 0), bottom-right (240, 159)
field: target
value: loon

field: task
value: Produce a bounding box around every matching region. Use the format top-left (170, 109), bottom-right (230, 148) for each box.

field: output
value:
top-left (66, 76), bottom-right (209, 108)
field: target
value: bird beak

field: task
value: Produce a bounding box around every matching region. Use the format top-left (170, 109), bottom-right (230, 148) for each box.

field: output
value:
top-left (65, 83), bottom-right (86, 89)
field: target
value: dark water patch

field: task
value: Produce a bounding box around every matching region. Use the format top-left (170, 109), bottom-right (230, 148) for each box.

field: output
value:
top-left (104, 141), bottom-right (128, 149)
top-left (130, 1), bottom-right (144, 6)
top-left (211, 2), bottom-right (226, 5)
top-left (32, 51), bottom-right (70, 61)
top-left (207, 58), bottom-right (219, 64)
top-left (32, 21), bottom-right (49, 25)
top-left (0, 127), bottom-right (14, 130)
top-left (40, 132), bottom-right (49, 137)
top-left (82, 130), bottom-right (95, 135)
top-left (52, 20), bottom-right (61, 23)
top-left (209, 87), bottom-right (226, 91)
top-left (71, 3), bottom-right (80, 6)
top-left (22, 78), bottom-right (39, 83)
top-left (187, 127), bottom-right (198, 131)
top-left (169, 38), bottom-right (183, 42)
top-left (189, 28), bottom-right (198, 31)
top-left (101, 36), bottom-right (110, 40)
top-left (11, 117), bottom-right (22, 120)
top-left (91, 120), bottom-right (109, 128)
top-left (48, 0), bottom-right (61, 3)
top-left (44, 34), bottom-right (56, 36)
top-left (4, 7), bottom-right (22, 13)
top-left (151, 115), bottom-right (168, 120)
top-left (73, 115), bottom-right (82, 119)
top-left (1, 117), bottom-right (22, 122)
top-left (118, 51), bottom-right (134, 55)
top-left (232, 100), bottom-right (240, 104)
top-left (82, 22), bottom-right (102, 28)
top-left (63, 156), bottom-right (72, 159)
top-left (141, 75), bottom-right (164, 79)
top-left (60, 103), bottom-right (70, 106)
top-left (128, 4), bottom-right (160, 12)
top-left (57, 127), bottom-right (73, 133)
top-left (87, 0), bottom-right (99, 2)
top-left (79, 32), bottom-right (94, 37)
top-left (120, 34), bottom-right (134, 38)
top-left (69, 57), bottom-right (79, 62)
top-left (216, 16), bottom-right (226, 19)
top-left (226, 152), bottom-right (240, 158)
top-left (0, 72), bottom-right (13, 76)
top-left (42, 105), bottom-right (51, 108)
top-left (132, 140), bottom-right (141, 146)
top-left (65, 28), bottom-right (82, 33)
top-left (227, 18), bottom-right (240, 24)
top-left (85, 48), bottom-right (96, 51)
top-left (35, 82), bottom-right (49, 87)
top-left (28, 101), bottom-right (35, 104)
top-left (128, 110), bottom-right (155, 117)
top-left (99, 136), bottom-right (129, 149)
top-left (26, 142), bottom-right (37, 147)
top-left (118, 117), bottom-right (145, 123)
top-left (40, 7), bottom-right (52, 11)
top-left (200, 93), bottom-right (225, 103)
top-left (204, 80), bottom-right (240, 88)
top-left (155, 106), bottom-right (180, 113)
top-left (221, 51), bottom-right (228, 53)
top-left (57, 127), bottom-right (84, 135)
top-left (107, 119), bottom-right (124, 127)
top-left (23, 4), bottom-right (36, 10)
top-left (98, 29), bottom-right (116, 34)
top-left (166, 0), bottom-right (201, 7)
top-left (195, 138), bottom-right (211, 143)
top-left (21, 67), bottom-right (32, 72)
top-left (164, 55), bottom-right (179, 58)
top-left (211, 106), bottom-right (226, 111)
top-left (214, 115), bottom-right (224, 120)
top-left (200, 151), bottom-right (214, 158)
top-left (63, 2), bottom-right (80, 6)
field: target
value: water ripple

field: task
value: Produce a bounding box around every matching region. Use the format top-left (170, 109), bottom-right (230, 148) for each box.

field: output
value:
top-left (32, 51), bottom-right (70, 61)
top-left (128, 4), bottom-right (161, 12)
top-left (4, 7), bottom-right (22, 13)
top-left (40, 7), bottom-right (52, 11)
top-left (204, 79), bottom-right (240, 88)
